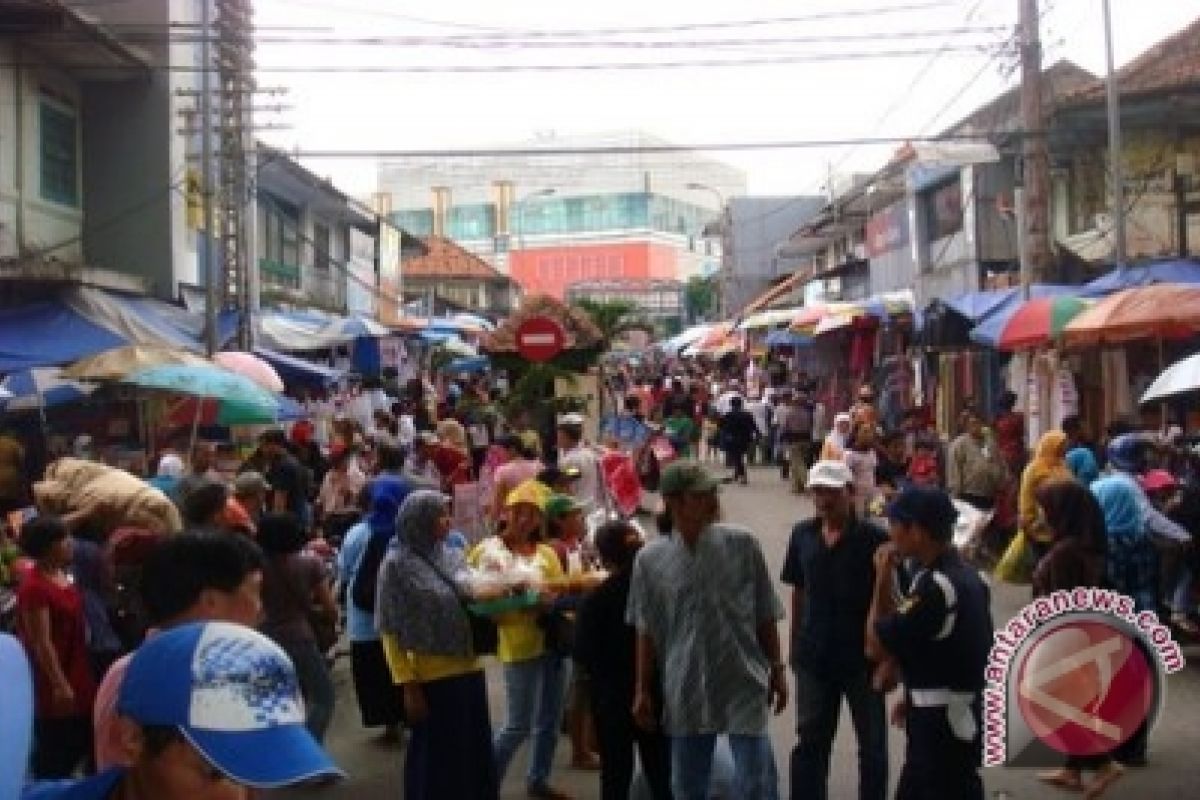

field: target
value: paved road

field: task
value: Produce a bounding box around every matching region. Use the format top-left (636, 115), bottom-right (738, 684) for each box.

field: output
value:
top-left (283, 465), bottom-right (1200, 799)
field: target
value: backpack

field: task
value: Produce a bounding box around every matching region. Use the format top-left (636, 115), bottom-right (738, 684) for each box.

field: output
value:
top-left (351, 533), bottom-right (390, 613)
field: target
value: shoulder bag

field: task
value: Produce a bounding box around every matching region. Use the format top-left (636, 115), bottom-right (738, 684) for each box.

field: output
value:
top-left (415, 552), bottom-right (498, 657)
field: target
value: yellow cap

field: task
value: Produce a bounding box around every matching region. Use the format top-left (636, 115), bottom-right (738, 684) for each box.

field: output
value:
top-left (505, 479), bottom-right (552, 511)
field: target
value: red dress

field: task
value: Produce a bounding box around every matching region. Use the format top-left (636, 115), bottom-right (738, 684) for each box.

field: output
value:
top-left (17, 569), bottom-right (96, 718)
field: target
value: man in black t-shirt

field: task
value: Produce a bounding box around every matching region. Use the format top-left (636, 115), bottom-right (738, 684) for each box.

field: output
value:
top-left (782, 460), bottom-right (888, 800)
top-left (258, 429), bottom-right (311, 529)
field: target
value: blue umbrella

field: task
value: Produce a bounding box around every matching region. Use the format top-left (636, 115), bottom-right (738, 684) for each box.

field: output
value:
top-left (1080, 258), bottom-right (1200, 297)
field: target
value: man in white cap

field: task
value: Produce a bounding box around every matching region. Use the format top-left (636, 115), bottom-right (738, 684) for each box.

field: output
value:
top-left (782, 460), bottom-right (889, 800)
top-left (557, 412), bottom-right (606, 512)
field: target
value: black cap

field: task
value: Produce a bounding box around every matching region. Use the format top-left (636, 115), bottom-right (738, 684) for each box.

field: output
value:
top-left (884, 486), bottom-right (958, 541)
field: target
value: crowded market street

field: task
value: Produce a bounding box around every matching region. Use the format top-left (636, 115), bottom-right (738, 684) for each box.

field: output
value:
top-left (278, 467), bottom-right (1200, 800)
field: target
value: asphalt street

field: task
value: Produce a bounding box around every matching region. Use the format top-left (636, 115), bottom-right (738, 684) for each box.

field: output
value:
top-left (282, 464), bottom-right (1200, 799)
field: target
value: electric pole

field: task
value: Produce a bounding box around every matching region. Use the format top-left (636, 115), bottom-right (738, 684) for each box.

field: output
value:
top-left (1102, 0), bottom-right (1128, 265)
top-left (199, 0), bottom-right (218, 357)
top-left (216, 0), bottom-right (255, 350)
top-left (1019, 0), bottom-right (1053, 283)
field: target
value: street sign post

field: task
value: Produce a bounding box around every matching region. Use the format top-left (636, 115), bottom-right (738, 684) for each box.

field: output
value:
top-left (515, 316), bottom-right (566, 362)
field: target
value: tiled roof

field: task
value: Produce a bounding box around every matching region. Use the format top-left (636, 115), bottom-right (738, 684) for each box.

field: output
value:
top-left (943, 60), bottom-right (1097, 136)
top-left (402, 236), bottom-right (507, 280)
top-left (1063, 16), bottom-right (1200, 105)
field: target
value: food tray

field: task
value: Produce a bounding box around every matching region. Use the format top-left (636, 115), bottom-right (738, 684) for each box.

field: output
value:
top-left (468, 590), bottom-right (540, 616)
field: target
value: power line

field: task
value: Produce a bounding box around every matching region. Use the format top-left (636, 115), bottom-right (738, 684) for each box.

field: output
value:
top-left (0, 45), bottom-right (1003, 74)
top-left (97, 27), bottom-right (1007, 49)
top-left (294, 133), bottom-right (1016, 161)
top-left (254, 0), bottom-right (962, 38)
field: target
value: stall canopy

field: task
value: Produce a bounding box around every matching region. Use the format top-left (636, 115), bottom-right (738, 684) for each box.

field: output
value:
top-left (0, 302), bottom-right (127, 372)
top-left (253, 348), bottom-right (342, 387)
top-left (1080, 259), bottom-right (1200, 297)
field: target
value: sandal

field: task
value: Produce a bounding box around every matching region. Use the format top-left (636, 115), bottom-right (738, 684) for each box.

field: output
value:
top-left (1084, 762), bottom-right (1125, 799)
top-left (1037, 769), bottom-right (1084, 792)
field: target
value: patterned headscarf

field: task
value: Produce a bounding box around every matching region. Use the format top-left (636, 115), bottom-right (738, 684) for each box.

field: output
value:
top-left (375, 490), bottom-right (471, 656)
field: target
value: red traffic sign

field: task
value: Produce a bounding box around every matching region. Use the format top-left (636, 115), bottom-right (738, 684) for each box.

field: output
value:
top-left (515, 316), bottom-right (566, 362)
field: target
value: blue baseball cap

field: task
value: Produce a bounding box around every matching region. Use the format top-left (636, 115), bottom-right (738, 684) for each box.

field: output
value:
top-left (117, 621), bottom-right (343, 789)
top-left (885, 486), bottom-right (958, 539)
top-left (0, 633), bottom-right (32, 800)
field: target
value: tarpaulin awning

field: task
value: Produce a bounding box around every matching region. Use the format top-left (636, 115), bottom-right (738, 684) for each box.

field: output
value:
top-left (940, 288), bottom-right (1020, 323)
top-left (254, 348), bottom-right (341, 386)
top-left (1080, 259), bottom-right (1200, 298)
top-left (63, 286), bottom-right (239, 352)
top-left (0, 302), bottom-right (126, 372)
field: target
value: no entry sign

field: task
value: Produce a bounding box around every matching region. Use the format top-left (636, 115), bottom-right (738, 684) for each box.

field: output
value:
top-left (515, 316), bottom-right (566, 362)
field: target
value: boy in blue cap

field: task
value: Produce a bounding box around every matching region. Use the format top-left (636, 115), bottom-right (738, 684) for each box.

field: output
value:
top-left (865, 486), bottom-right (994, 800)
top-left (23, 621), bottom-right (342, 800)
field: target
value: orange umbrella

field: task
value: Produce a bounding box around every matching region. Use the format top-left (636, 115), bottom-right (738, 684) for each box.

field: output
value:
top-left (1062, 284), bottom-right (1200, 348)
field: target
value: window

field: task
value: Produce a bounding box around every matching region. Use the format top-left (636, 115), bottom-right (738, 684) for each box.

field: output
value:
top-left (923, 179), bottom-right (963, 241)
top-left (313, 223), bottom-right (331, 271)
top-left (39, 99), bottom-right (78, 206)
top-left (261, 196), bottom-right (301, 289)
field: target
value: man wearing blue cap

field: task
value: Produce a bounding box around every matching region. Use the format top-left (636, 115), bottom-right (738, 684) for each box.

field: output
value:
top-left (865, 487), bottom-right (994, 800)
top-left (22, 621), bottom-right (342, 800)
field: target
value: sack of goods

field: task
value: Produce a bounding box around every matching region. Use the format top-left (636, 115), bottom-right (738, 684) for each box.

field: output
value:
top-left (34, 458), bottom-right (183, 535)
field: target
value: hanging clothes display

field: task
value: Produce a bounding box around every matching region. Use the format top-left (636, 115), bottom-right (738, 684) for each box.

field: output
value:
top-left (1100, 349), bottom-right (1133, 427)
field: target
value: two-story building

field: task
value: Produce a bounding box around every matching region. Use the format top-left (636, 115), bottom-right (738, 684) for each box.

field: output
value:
top-left (255, 145), bottom-right (386, 316)
top-left (400, 234), bottom-right (519, 319)
top-left (0, 0), bottom-right (154, 295)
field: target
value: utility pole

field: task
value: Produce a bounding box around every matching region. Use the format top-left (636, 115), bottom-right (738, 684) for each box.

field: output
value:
top-left (1102, 0), bottom-right (1127, 265)
top-left (199, 0), bottom-right (218, 357)
top-left (1019, 0), bottom-right (1053, 282)
top-left (216, 0), bottom-right (255, 349)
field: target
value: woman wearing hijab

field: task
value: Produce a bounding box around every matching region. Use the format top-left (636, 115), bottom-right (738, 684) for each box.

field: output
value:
top-left (377, 490), bottom-right (499, 799)
top-left (1066, 446), bottom-right (1101, 486)
top-left (1032, 479), bottom-right (1124, 798)
top-left (819, 412), bottom-right (853, 462)
top-left (1018, 431), bottom-right (1074, 561)
top-left (337, 476), bottom-right (411, 740)
top-left (1092, 476), bottom-right (1158, 613)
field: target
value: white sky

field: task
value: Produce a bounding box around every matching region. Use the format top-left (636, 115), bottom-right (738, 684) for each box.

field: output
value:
top-left (253, 0), bottom-right (1200, 199)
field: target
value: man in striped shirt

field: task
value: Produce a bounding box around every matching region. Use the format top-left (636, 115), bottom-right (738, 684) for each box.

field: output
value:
top-left (627, 461), bottom-right (788, 800)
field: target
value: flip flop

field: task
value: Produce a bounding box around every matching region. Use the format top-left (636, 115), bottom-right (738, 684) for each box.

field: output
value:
top-left (1037, 770), bottom-right (1084, 792)
top-left (1084, 763), bottom-right (1125, 799)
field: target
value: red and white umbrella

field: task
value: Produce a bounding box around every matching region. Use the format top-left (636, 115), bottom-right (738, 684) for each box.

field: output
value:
top-left (213, 351), bottom-right (285, 394)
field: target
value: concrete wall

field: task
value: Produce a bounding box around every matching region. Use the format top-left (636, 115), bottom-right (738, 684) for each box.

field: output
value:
top-left (726, 196), bottom-right (824, 312)
top-left (0, 42), bottom-right (84, 262)
top-left (71, 0), bottom-right (198, 299)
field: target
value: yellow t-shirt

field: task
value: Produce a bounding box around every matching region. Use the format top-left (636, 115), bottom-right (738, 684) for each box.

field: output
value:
top-left (468, 540), bottom-right (564, 664)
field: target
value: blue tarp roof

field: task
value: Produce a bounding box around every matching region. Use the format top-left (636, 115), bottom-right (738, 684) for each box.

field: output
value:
top-left (254, 348), bottom-right (342, 386)
top-left (969, 285), bottom-right (1079, 347)
top-left (0, 303), bottom-right (126, 372)
top-left (765, 329), bottom-right (813, 347)
top-left (1080, 259), bottom-right (1200, 297)
top-left (941, 289), bottom-right (1020, 323)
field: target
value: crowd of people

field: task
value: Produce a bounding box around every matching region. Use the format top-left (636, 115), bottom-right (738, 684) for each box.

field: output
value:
top-left (1, 356), bottom-right (1197, 799)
